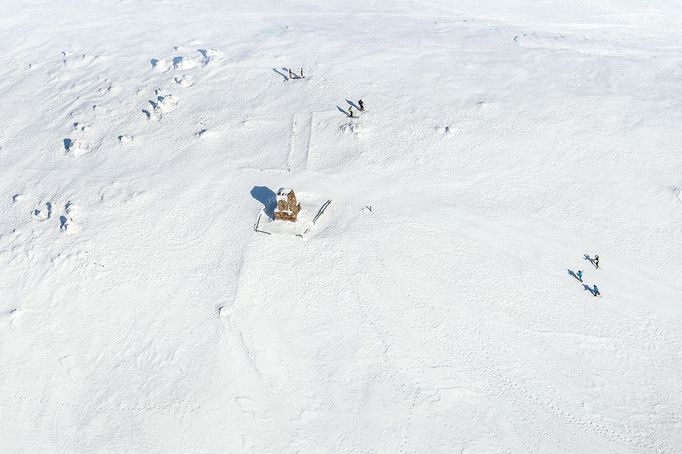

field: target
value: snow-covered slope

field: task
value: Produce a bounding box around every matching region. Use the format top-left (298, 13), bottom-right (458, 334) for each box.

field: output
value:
top-left (1, 1), bottom-right (681, 452)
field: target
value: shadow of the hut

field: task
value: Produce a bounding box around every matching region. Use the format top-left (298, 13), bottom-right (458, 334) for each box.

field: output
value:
top-left (250, 186), bottom-right (276, 219)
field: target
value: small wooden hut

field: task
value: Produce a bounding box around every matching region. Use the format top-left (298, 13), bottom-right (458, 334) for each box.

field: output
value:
top-left (274, 188), bottom-right (301, 222)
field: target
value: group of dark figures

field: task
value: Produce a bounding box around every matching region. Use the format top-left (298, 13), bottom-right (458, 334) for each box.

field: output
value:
top-left (569, 255), bottom-right (601, 297)
top-left (288, 68), bottom-right (305, 80)
top-left (281, 67), bottom-right (365, 118)
top-left (347, 99), bottom-right (364, 117)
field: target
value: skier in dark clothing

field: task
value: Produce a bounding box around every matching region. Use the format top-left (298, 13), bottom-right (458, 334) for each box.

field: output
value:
top-left (594, 255), bottom-right (600, 269)
top-left (358, 99), bottom-right (364, 111)
top-left (348, 106), bottom-right (354, 117)
top-left (593, 285), bottom-right (600, 296)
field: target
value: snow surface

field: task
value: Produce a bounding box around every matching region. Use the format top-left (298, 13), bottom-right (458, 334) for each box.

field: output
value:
top-left (1, 0), bottom-right (682, 452)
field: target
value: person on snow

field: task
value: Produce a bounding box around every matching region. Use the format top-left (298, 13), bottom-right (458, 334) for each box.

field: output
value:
top-left (300, 68), bottom-right (304, 78)
top-left (358, 99), bottom-right (365, 111)
top-left (593, 284), bottom-right (600, 297)
top-left (594, 255), bottom-right (600, 269)
top-left (577, 270), bottom-right (583, 282)
top-left (348, 106), bottom-right (354, 117)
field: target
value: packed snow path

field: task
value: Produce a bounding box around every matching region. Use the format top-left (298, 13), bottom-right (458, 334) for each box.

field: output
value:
top-left (1, 0), bottom-right (681, 452)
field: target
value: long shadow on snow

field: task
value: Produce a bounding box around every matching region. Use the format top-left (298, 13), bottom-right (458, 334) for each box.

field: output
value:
top-left (251, 186), bottom-right (276, 219)
top-left (567, 269), bottom-right (582, 282)
top-left (345, 99), bottom-right (359, 110)
top-left (272, 68), bottom-right (288, 81)
top-left (584, 254), bottom-right (596, 268)
top-left (583, 284), bottom-right (596, 296)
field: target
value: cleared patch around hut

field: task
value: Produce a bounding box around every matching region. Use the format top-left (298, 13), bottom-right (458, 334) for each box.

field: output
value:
top-left (254, 190), bottom-right (331, 238)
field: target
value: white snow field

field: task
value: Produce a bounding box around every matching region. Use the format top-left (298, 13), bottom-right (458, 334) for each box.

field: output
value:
top-left (1, 0), bottom-right (682, 452)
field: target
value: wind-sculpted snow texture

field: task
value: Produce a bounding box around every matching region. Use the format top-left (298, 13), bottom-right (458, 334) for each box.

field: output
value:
top-left (1, 0), bottom-right (681, 452)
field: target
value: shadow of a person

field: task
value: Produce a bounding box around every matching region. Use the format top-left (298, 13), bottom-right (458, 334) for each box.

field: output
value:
top-left (272, 68), bottom-right (289, 81)
top-left (345, 99), bottom-right (359, 110)
top-left (584, 254), bottom-right (596, 267)
top-left (282, 67), bottom-right (299, 79)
